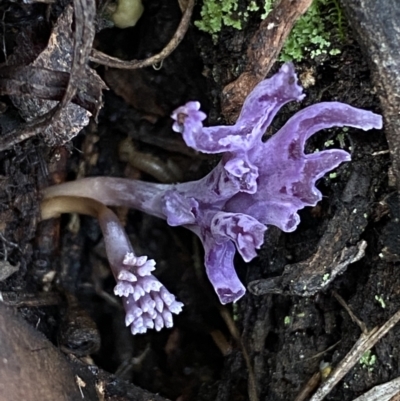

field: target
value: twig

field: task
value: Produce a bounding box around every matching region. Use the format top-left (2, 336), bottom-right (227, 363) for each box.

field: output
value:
top-left (221, 0), bottom-right (313, 122)
top-left (351, 376), bottom-right (400, 401)
top-left (89, 0), bottom-right (194, 69)
top-left (0, 291), bottom-right (61, 307)
top-left (371, 150), bottom-right (390, 156)
top-left (309, 309), bottom-right (400, 401)
top-left (294, 372), bottom-right (321, 401)
top-left (332, 291), bottom-right (368, 334)
top-left (293, 342), bottom-right (340, 401)
top-left (1, 7), bottom-right (7, 64)
top-left (219, 306), bottom-right (259, 401)
top-left (209, 329), bottom-right (232, 356)
top-left (294, 341), bottom-right (341, 364)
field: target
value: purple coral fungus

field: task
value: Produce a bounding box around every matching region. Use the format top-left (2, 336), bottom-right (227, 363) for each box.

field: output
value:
top-left (43, 63), bottom-right (382, 325)
top-left (40, 196), bottom-right (183, 335)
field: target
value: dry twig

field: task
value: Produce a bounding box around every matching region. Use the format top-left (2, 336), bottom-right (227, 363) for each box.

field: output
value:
top-left (221, 0), bottom-right (313, 122)
top-left (351, 376), bottom-right (400, 401)
top-left (332, 291), bottom-right (368, 334)
top-left (308, 307), bottom-right (400, 401)
top-left (294, 372), bottom-right (321, 401)
top-left (219, 306), bottom-right (259, 401)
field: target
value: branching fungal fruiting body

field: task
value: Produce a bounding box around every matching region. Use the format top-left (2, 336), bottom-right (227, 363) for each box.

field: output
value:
top-left (43, 63), bottom-right (382, 333)
top-left (41, 196), bottom-right (183, 335)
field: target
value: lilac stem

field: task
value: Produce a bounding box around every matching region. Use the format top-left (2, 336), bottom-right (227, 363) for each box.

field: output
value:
top-left (41, 195), bottom-right (135, 280)
top-left (43, 177), bottom-right (172, 220)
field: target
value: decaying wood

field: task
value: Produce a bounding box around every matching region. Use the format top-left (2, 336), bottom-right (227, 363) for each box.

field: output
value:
top-left (248, 163), bottom-right (372, 297)
top-left (0, 302), bottom-right (86, 401)
top-left (0, 302), bottom-right (171, 401)
top-left (340, 0), bottom-right (400, 191)
top-left (221, 0), bottom-right (313, 122)
top-left (0, 0), bottom-right (99, 151)
top-left (0, 65), bottom-right (103, 114)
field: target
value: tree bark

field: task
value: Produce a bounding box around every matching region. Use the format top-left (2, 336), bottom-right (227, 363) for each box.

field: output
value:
top-left (341, 0), bottom-right (400, 191)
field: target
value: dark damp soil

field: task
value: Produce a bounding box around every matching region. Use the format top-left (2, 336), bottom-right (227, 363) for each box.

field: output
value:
top-left (0, 1), bottom-right (397, 401)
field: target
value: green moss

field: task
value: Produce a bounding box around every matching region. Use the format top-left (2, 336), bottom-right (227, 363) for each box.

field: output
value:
top-left (279, 0), bottom-right (344, 62)
top-left (194, 0), bottom-right (241, 36)
top-left (359, 350), bottom-right (377, 371)
top-left (194, 0), bottom-right (274, 38)
top-left (248, 1), bottom-right (260, 12)
top-left (195, 0), bottom-right (345, 62)
top-left (261, 0), bottom-right (273, 19)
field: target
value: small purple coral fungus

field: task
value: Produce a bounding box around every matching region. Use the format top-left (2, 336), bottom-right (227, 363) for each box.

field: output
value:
top-left (98, 211), bottom-right (184, 334)
top-left (43, 63), bottom-right (382, 332)
top-left (41, 196), bottom-right (183, 334)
